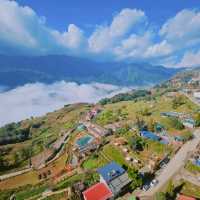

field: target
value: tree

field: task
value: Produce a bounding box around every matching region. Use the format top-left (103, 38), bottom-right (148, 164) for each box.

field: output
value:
top-left (127, 168), bottom-right (142, 190)
top-left (182, 130), bottom-right (193, 141)
top-left (147, 118), bottom-right (155, 132)
top-left (129, 136), bottom-right (145, 151)
top-left (166, 180), bottom-right (175, 199)
top-left (172, 95), bottom-right (185, 109)
top-left (195, 113), bottom-right (200, 127)
top-left (169, 117), bottom-right (184, 130)
top-left (140, 107), bottom-right (151, 116)
top-left (13, 152), bottom-right (21, 166)
top-left (116, 125), bottom-right (130, 136)
top-left (155, 192), bottom-right (167, 200)
top-left (21, 147), bottom-right (31, 160)
top-left (0, 155), bottom-right (9, 171)
top-left (84, 173), bottom-right (99, 188)
top-left (70, 192), bottom-right (80, 200)
top-left (135, 115), bottom-right (145, 130)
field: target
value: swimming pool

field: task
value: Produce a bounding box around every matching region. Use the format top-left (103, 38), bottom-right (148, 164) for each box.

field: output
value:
top-left (76, 134), bottom-right (94, 149)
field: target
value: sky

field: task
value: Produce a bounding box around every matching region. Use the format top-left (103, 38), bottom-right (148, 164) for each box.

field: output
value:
top-left (0, 0), bottom-right (200, 67)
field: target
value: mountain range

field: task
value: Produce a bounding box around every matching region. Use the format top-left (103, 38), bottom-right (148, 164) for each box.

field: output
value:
top-left (0, 55), bottom-right (180, 89)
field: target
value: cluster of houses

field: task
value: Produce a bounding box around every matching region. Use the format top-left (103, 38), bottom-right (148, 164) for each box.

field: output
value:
top-left (161, 111), bottom-right (196, 129)
top-left (82, 162), bottom-right (132, 200)
top-left (140, 130), bottom-right (169, 145)
top-left (74, 122), bottom-right (110, 153)
top-left (85, 106), bottom-right (101, 121)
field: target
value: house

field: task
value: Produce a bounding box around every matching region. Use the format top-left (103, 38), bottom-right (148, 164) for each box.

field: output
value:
top-left (85, 107), bottom-right (101, 121)
top-left (82, 182), bottom-right (113, 200)
top-left (194, 92), bottom-right (200, 100)
top-left (77, 124), bottom-right (87, 132)
top-left (161, 112), bottom-right (182, 118)
top-left (84, 122), bottom-right (109, 138)
top-left (166, 92), bottom-right (179, 98)
top-left (177, 194), bottom-right (196, 200)
top-left (182, 118), bottom-right (195, 128)
top-left (140, 131), bottom-right (161, 142)
top-left (97, 162), bottom-right (131, 197)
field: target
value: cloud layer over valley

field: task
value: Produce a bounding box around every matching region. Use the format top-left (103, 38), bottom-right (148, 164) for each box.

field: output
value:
top-left (0, 81), bottom-right (131, 127)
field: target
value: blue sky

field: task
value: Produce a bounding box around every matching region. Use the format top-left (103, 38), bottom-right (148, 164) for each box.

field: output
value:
top-left (16, 0), bottom-right (199, 32)
top-left (0, 0), bottom-right (200, 67)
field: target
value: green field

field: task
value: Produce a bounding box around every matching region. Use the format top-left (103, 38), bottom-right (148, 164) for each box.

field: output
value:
top-left (185, 161), bottom-right (200, 174)
top-left (180, 181), bottom-right (200, 198)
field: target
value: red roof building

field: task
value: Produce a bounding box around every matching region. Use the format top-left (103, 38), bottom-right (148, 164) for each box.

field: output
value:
top-left (177, 195), bottom-right (196, 200)
top-left (83, 182), bottom-right (113, 200)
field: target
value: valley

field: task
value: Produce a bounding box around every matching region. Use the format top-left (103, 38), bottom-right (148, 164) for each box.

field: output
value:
top-left (0, 68), bottom-right (200, 200)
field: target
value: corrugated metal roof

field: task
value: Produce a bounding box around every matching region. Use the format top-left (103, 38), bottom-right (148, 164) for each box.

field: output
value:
top-left (108, 173), bottom-right (131, 195)
top-left (83, 182), bottom-right (113, 200)
top-left (97, 162), bottom-right (125, 182)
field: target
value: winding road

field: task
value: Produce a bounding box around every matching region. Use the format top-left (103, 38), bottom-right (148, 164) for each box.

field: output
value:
top-left (139, 129), bottom-right (200, 199)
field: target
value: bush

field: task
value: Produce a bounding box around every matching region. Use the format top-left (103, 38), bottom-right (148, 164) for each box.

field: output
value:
top-left (0, 123), bottom-right (31, 145)
top-left (129, 136), bottom-right (145, 151)
top-left (172, 95), bottom-right (185, 109)
top-left (195, 113), bottom-right (200, 127)
top-left (95, 110), bottom-right (118, 125)
top-left (127, 168), bottom-right (142, 190)
top-left (182, 130), bottom-right (193, 141)
top-left (99, 90), bottom-right (150, 105)
top-left (169, 117), bottom-right (184, 130)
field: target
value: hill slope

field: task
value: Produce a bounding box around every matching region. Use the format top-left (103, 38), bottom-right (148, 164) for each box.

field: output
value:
top-left (0, 55), bottom-right (179, 88)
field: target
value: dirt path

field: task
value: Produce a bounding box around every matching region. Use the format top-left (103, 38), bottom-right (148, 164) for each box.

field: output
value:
top-left (0, 167), bottom-right (31, 181)
top-left (26, 188), bottom-right (69, 200)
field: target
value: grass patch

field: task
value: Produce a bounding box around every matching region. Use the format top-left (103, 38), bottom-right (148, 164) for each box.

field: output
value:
top-left (53, 173), bottom-right (85, 191)
top-left (82, 154), bottom-right (108, 170)
top-left (185, 161), bottom-right (200, 174)
top-left (16, 185), bottom-right (47, 200)
top-left (102, 144), bottom-right (128, 167)
top-left (180, 181), bottom-right (200, 198)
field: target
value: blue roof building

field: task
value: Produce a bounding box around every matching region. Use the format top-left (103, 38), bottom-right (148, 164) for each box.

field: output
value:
top-left (97, 162), bottom-right (131, 197)
top-left (140, 131), bottom-right (161, 141)
top-left (97, 162), bottom-right (125, 183)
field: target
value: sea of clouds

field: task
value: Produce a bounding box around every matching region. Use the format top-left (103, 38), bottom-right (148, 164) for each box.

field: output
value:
top-left (0, 81), bottom-right (131, 127)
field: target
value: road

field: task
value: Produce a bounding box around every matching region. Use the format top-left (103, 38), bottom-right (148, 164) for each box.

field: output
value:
top-left (139, 129), bottom-right (200, 198)
top-left (179, 169), bottom-right (200, 187)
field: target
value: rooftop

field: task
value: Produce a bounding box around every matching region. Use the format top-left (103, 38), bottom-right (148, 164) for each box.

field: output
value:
top-left (140, 131), bottom-right (161, 141)
top-left (97, 162), bottom-right (125, 183)
top-left (83, 182), bottom-right (113, 200)
top-left (177, 195), bottom-right (196, 200)
top-left (108, 173), bottom-right (131, 195)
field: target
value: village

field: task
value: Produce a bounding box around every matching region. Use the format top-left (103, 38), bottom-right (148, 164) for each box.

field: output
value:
top-left (0, 80), bottom-right (200, 200)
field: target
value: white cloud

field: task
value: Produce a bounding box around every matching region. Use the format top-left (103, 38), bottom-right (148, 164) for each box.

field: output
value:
top-left (144, 40), bottom-right (173, 58)
top-left (110, 8), bottom-right (145, 37)
top-left (0, 0), bottom-right (200, 66)
top-left (0, 0), bottom-right (86, 55)
top-left (52, 24), bottom-right (86, 50)
top-left (0, 81), bottom-right (131, 127)
top-left (177, 50), bottom-right (200, 67)
top-left (113, 32), bottom-right (152, 60)
top-left (88, 8), bottom-right (145, 53)
top-left (160, 9), bottom-right (200, 48)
